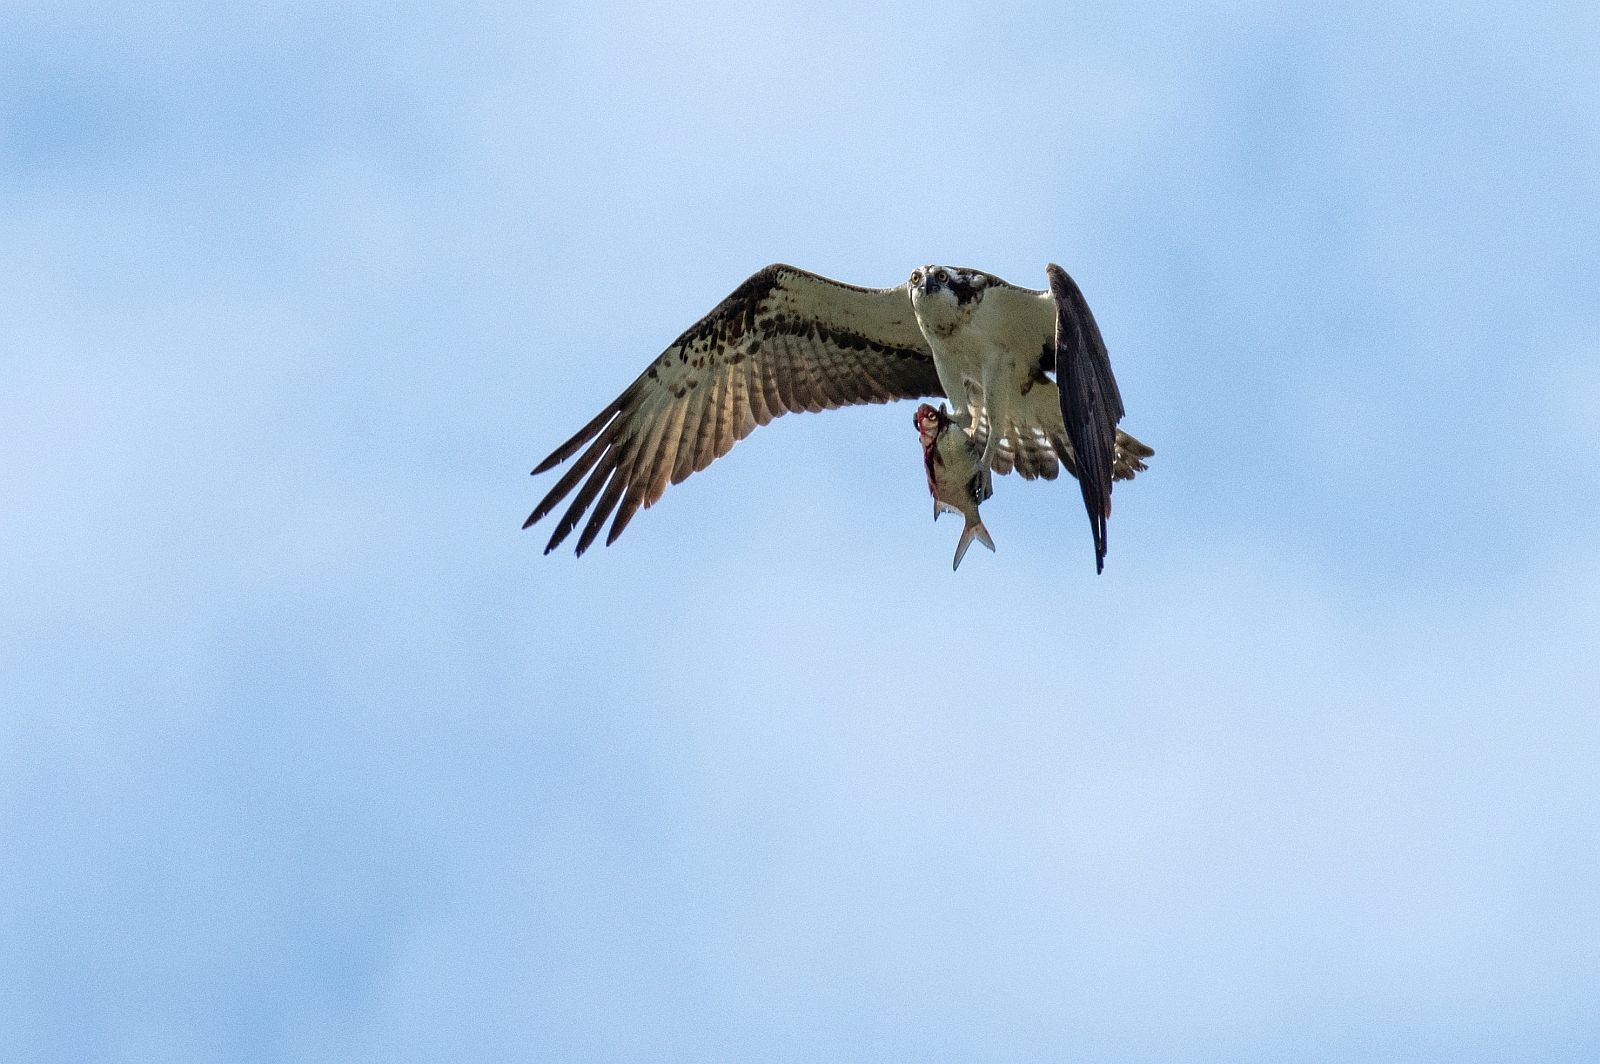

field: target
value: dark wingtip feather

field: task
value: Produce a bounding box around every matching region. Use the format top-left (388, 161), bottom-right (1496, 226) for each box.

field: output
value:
top-left (531, 392), bottom-right (630, 476)
top-left (606, 482), bottom-right (647, 547)
top-left (525, 430), bottom-right (616, 533)
top-left (574, 455), bottom-right (632, 556)
top-left (1048, 263), bottom-right (1122, 574)
top-left (540, 451), bottom-right (620, 554)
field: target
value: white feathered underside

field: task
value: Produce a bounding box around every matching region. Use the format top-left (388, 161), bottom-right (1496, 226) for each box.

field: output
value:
top-left (963, 380), bottom-right (1069, 481)
top-left (963, 378), bottom-right (1151, 482)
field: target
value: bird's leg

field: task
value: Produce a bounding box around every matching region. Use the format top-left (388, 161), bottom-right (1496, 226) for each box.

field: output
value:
top-left (978, 354), bottom-right (1010, 472)
top-left (933, 358), bottom-right (973, 429)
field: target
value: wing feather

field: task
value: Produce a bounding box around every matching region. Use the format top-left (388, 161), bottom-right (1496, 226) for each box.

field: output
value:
top-left (712, 359), bottom-right (737, 460)
top-left (523, 426), bottom-right (612, 532)
top-left (642, 398), bottom-right (689, 508)
top-left (618, 393), bottom-right (681, 523)
top-left (692, 369), bottom-right (725, 474)
top-left (800, 336), bottom-right (847, 409)
top-left (798, 335), bottom-right (837, 412)
top-left (531, 392), bottom-right (629, 476)
top-left (771, 336), bottom-right (809, 413)
top-left (748, 355), bottom-right (778, 426)
top-left (1114, 430), bottom-right (1154, 481)
top-left (527, 264), bottom-right (940, 552)
top-left (728, 361), bottom-right (758, 444)
top-left (669, 378), bottom-right (710, 485)
top-left (608, 438), bottom-right (665, 547)
top-left (831, 339), bottom-right (865, 403)
top-left (578, 453), bottom-right (632, 555)
top-left (833, 348), bottom-right (877, 402)
top-left (545, 450), bottom-right (619, 554)
top-left (1048, 263), bottom-right (1123, 574)
top-left (767, 336), bottom-right (798, 414)
top-left (848, 345), bottom-right (900, 402)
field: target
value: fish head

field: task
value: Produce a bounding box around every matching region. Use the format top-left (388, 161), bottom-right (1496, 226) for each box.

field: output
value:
top-left (914, 402), bottom-right (947, 448)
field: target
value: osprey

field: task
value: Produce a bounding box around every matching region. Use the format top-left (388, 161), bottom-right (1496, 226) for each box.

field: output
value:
top-left (524, 263), bottom-right (1153, 571)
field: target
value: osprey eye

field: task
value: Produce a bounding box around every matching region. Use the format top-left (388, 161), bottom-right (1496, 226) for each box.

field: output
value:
top-left (910, 270), bottom-right (923, 285)
top-left (933, 268), bottom-right (948, 283)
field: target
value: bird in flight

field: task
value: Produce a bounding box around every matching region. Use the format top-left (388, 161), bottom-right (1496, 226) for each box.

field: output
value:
top-left (523, 262), bottom-right (1152, 571)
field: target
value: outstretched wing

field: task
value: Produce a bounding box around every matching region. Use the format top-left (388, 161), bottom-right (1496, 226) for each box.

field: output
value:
top-left (525, 264), bottom-right (942, 555)
top-left (1047, 262), bottom-right (1124, 574)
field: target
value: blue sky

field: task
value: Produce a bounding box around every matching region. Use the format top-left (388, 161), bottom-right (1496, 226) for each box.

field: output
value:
top-left (4, 1), bottom-right (1599, 1061)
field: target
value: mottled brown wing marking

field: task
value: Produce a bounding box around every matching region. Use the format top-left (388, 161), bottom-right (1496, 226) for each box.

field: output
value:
top-left (713, 361), bottom-right (738, 460)
top-left (806, 333), bottom-right (844, 408)
top-left (749, 355), bottom-right (778, 426)
top-left (728, 362), bottom-right (758, 445)
top-left (830, 338), bottom-right (870, 401)
top-left (607, 428), bottom-right (667, 547)
top-left (832, 342), bottom-right (865, 402)
top-left (833, 345), bottom-right (878, 401)
top-left (772, 335), bottom-right (803, 410)
top-left (842, 343), bottom-right (885, 403)
top-left (777, 336), bottom-right (818, 413)
top-left (1113, 431), bottom-right (1154, 481)
top-left (766, 334), bottom-right (796, 414)
top-left (1008, 427), bottom-right (1060, 481)
top-left (832, 348), bottom-right (866, 404)
top-left (853, 345), bottom-right (904, 401)
top-left (784, 337), bottom-right (823, 411)
top-left (527, 264), bottom-right (942, 555)
top-left (988, 425), bottom-right (1015, 476)
top-left (642, 398), bottom-right (689, 508)
top-left (621, 394), bottom-right (682, 521)
top-left (683, 370), bottom-right (714, 477)
top-left (759, 355), bottom-right (784, 423)
top-left (694, 369), bottom-right (726, 472)
top-left (669, 378), bottom-right (709, 485)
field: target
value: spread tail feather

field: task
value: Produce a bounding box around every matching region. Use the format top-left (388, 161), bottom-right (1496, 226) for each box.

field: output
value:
top-left (952, 518), bottom-right (996, 571)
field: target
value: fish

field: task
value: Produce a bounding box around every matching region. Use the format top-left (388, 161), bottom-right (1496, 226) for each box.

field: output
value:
top-left (915, 402), bottom-right (995, 570)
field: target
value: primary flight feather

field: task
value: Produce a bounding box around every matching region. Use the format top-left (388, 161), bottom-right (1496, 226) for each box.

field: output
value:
top-left (524, 262), bottom-right (1153, 570)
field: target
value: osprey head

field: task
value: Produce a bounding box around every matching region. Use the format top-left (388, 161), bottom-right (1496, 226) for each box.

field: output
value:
top-left (909, 265), bottom-right (993, 337)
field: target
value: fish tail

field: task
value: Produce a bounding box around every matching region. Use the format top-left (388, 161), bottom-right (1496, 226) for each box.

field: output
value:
top-left (952, 516), bottom-right (996, 570)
